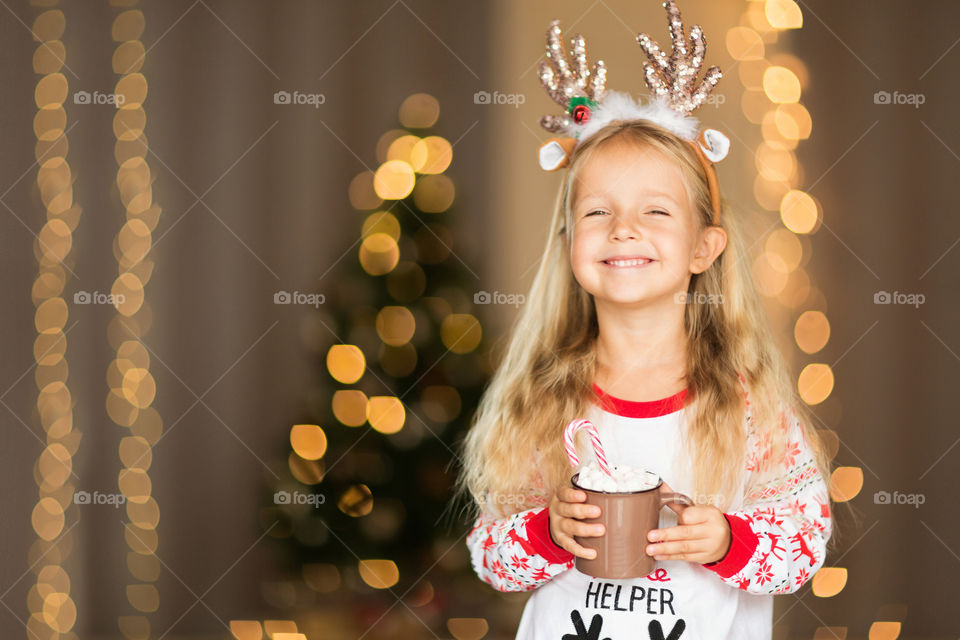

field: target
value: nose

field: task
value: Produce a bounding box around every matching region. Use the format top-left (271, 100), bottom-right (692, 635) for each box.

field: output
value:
top-left (609, 212), bottom-right (641, 241)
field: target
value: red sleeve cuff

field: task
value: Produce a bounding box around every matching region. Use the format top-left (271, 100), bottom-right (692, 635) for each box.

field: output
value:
top-left (524, 507), bottom-right (575, 564)
top-left (701, 513), bottom-right (759, 578)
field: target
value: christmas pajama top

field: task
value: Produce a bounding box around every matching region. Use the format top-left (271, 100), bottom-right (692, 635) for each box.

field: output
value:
top-left (466, 380), bottom-right (833, 640)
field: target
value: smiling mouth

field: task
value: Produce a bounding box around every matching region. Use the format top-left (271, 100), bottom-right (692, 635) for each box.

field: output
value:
top-left (601, 258), bottom-right (654, 268)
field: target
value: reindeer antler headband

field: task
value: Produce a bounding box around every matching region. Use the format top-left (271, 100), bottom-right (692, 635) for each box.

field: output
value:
top-left (537, 0), bottom-right (730, 224)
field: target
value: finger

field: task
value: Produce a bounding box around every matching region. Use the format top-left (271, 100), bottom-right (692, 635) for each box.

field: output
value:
top-left (677, 506), bottom-right (712, 525)
top-left (558, 486), bottom-right (587, 503)
top-left (649, 523), bottom-right (706, 542)
top-left (555, 531), bottom-right (599, 560)
top-left (556, 501), bottom-right (601, 520)
top-left (646, 539), bottom-right (708, 559)
top-left (564, 519), bottom-right (605, 538)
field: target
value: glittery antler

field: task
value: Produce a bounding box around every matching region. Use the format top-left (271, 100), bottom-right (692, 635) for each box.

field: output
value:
top-left (538, 20), bottom-right (608, 134)
top-left (636, 0), bottom-right (722, 114)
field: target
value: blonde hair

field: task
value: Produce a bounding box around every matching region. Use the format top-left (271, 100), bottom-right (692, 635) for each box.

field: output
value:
top-left (455, 118), bottom-right (836, 550)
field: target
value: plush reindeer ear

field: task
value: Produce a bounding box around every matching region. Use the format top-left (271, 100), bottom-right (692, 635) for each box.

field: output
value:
top-left (539, 137), bottom-right (577, 171)
top-left (696, 128), bottom-right (730, 163)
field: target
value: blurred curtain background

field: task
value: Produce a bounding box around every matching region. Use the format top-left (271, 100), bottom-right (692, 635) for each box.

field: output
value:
top-left (0, 1), bottom-right (957, 639)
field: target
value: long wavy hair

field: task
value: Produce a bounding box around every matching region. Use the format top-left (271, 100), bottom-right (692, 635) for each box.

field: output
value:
top-left (454, 118), bottom-right (836, 550)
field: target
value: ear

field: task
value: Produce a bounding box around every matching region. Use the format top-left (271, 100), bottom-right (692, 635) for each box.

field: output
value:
top-left (690, 224), bottom-right (727, 274)
top-left (539, 137), bottom-right (577, 171)
top-left (696, 128), bottom-right (730, 163)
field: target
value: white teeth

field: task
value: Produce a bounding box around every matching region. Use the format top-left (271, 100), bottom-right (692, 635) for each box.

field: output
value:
top-left (605, 258), bottom-right (651, 267)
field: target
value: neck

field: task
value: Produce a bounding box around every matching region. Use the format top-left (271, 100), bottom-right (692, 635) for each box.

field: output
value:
top-left (593, 296), bottom-right (688, 395)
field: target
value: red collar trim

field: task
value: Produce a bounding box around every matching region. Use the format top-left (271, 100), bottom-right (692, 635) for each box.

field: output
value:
top-left (591, 382), bottom-right (690, 418)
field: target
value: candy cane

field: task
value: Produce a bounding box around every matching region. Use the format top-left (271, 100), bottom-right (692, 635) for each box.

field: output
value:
top-left (563, 419), bottom-right (611, 476)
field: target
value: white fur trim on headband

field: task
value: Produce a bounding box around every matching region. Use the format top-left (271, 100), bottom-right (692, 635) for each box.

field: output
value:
top-left (565, 91), bottom-right (701, 143)
top-left (698, 128), bottom-right (730, 163)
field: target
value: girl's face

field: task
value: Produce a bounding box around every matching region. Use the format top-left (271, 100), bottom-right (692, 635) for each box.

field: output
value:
top-left (569, 141), bottom-right (726, 308)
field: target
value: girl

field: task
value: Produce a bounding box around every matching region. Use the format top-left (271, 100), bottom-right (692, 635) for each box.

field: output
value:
top-left (455, 7), bottom-right (835, 632)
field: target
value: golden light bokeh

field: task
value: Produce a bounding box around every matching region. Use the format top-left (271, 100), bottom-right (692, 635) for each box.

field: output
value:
top-left (376, 306), bottom-right (416, 346)
top-left (441, 313), bottom-right (481, 353)
top-left (332, 389), bottom-right (368, 427)
top-left (398, 93), bottom-right (440, 129)
top-left (447, 618), bottom-right (489, 640)
top-left (763, 65), bottom-right (801, 103)
top-left (811, 567), bottom-right (847, 597)
top-left (829, 466), bottom-right (863, 502)
top-left (386, 135), bottom-right (421, 165)
top-left (412, 174), bottom-right (455, 213)
top-left (725, 26), bottom-right (764, 61)
top-left (289, 424), bottom-right (327, 460)
top-left (359, 232), bottom-right (400, 275)
top-left (338, 484), bottom-right (374, 517)
top-left (326, 344), bottom-right (365, 384)
top-left (798, 363), bottom-right (834, 405)
top-left (868, 622), bottom-right (901, 640)
top-left (358, 559), bottom-right (399, 589)
top-left (410, 136), bottom-right (452, 174)
top-left (348, 171), bottom-right (383, 211)
top-left (229, 621), bottom-right (264, 640)
top-left (367, 396), bottom-right (405, 434)
top-left (765, 0), bottom-right (803, 29)
top-left (373, 160), bottom-right (415, 200)
top-left (794, 310), bottom-right (830, 354)
top-left (421, 385), bottom-right (461, 423)
top-left (780, 189), bottom-right (819, 233)
top-left (361, 211), bottom-right (400, 241)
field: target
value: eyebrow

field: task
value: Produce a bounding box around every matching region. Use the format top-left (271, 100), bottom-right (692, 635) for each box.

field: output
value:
top-left (575, 191), bottom-right (681, 207)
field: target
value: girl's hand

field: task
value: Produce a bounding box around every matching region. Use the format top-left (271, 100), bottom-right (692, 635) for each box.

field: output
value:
top-left (646, 502), bottom-right (732, 564)
top-left (548, 485), bottom-right (605, 560)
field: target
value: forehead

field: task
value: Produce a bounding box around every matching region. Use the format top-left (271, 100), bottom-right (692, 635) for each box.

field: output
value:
top-left (571, 141), bottom-right (690, 207)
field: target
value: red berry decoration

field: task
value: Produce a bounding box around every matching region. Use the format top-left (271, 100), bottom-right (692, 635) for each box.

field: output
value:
top-left (572, 104), bottom-right (591, 124)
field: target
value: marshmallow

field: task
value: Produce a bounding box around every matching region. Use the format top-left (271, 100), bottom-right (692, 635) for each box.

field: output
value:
top-left (576, 461), bottom-right (660, 493)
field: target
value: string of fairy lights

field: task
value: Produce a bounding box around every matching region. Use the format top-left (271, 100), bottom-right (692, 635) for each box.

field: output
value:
top-left (29, 3), bottom-right (80, 639)
top-left (733, 2), bottom-right (898, 638)
top-left (106, 4), bottom-right (164, 639)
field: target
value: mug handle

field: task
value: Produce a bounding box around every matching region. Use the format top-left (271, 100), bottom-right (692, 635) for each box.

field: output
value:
top-left (659, 482), bottom-right (694, 516)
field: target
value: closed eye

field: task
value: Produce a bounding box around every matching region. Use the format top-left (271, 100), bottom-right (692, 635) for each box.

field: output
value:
top-left (585, 209), bottom-right (669, 216)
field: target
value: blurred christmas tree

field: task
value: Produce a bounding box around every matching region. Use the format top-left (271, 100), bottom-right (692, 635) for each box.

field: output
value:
top-left (265, 93), bottom-right (490, 604)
